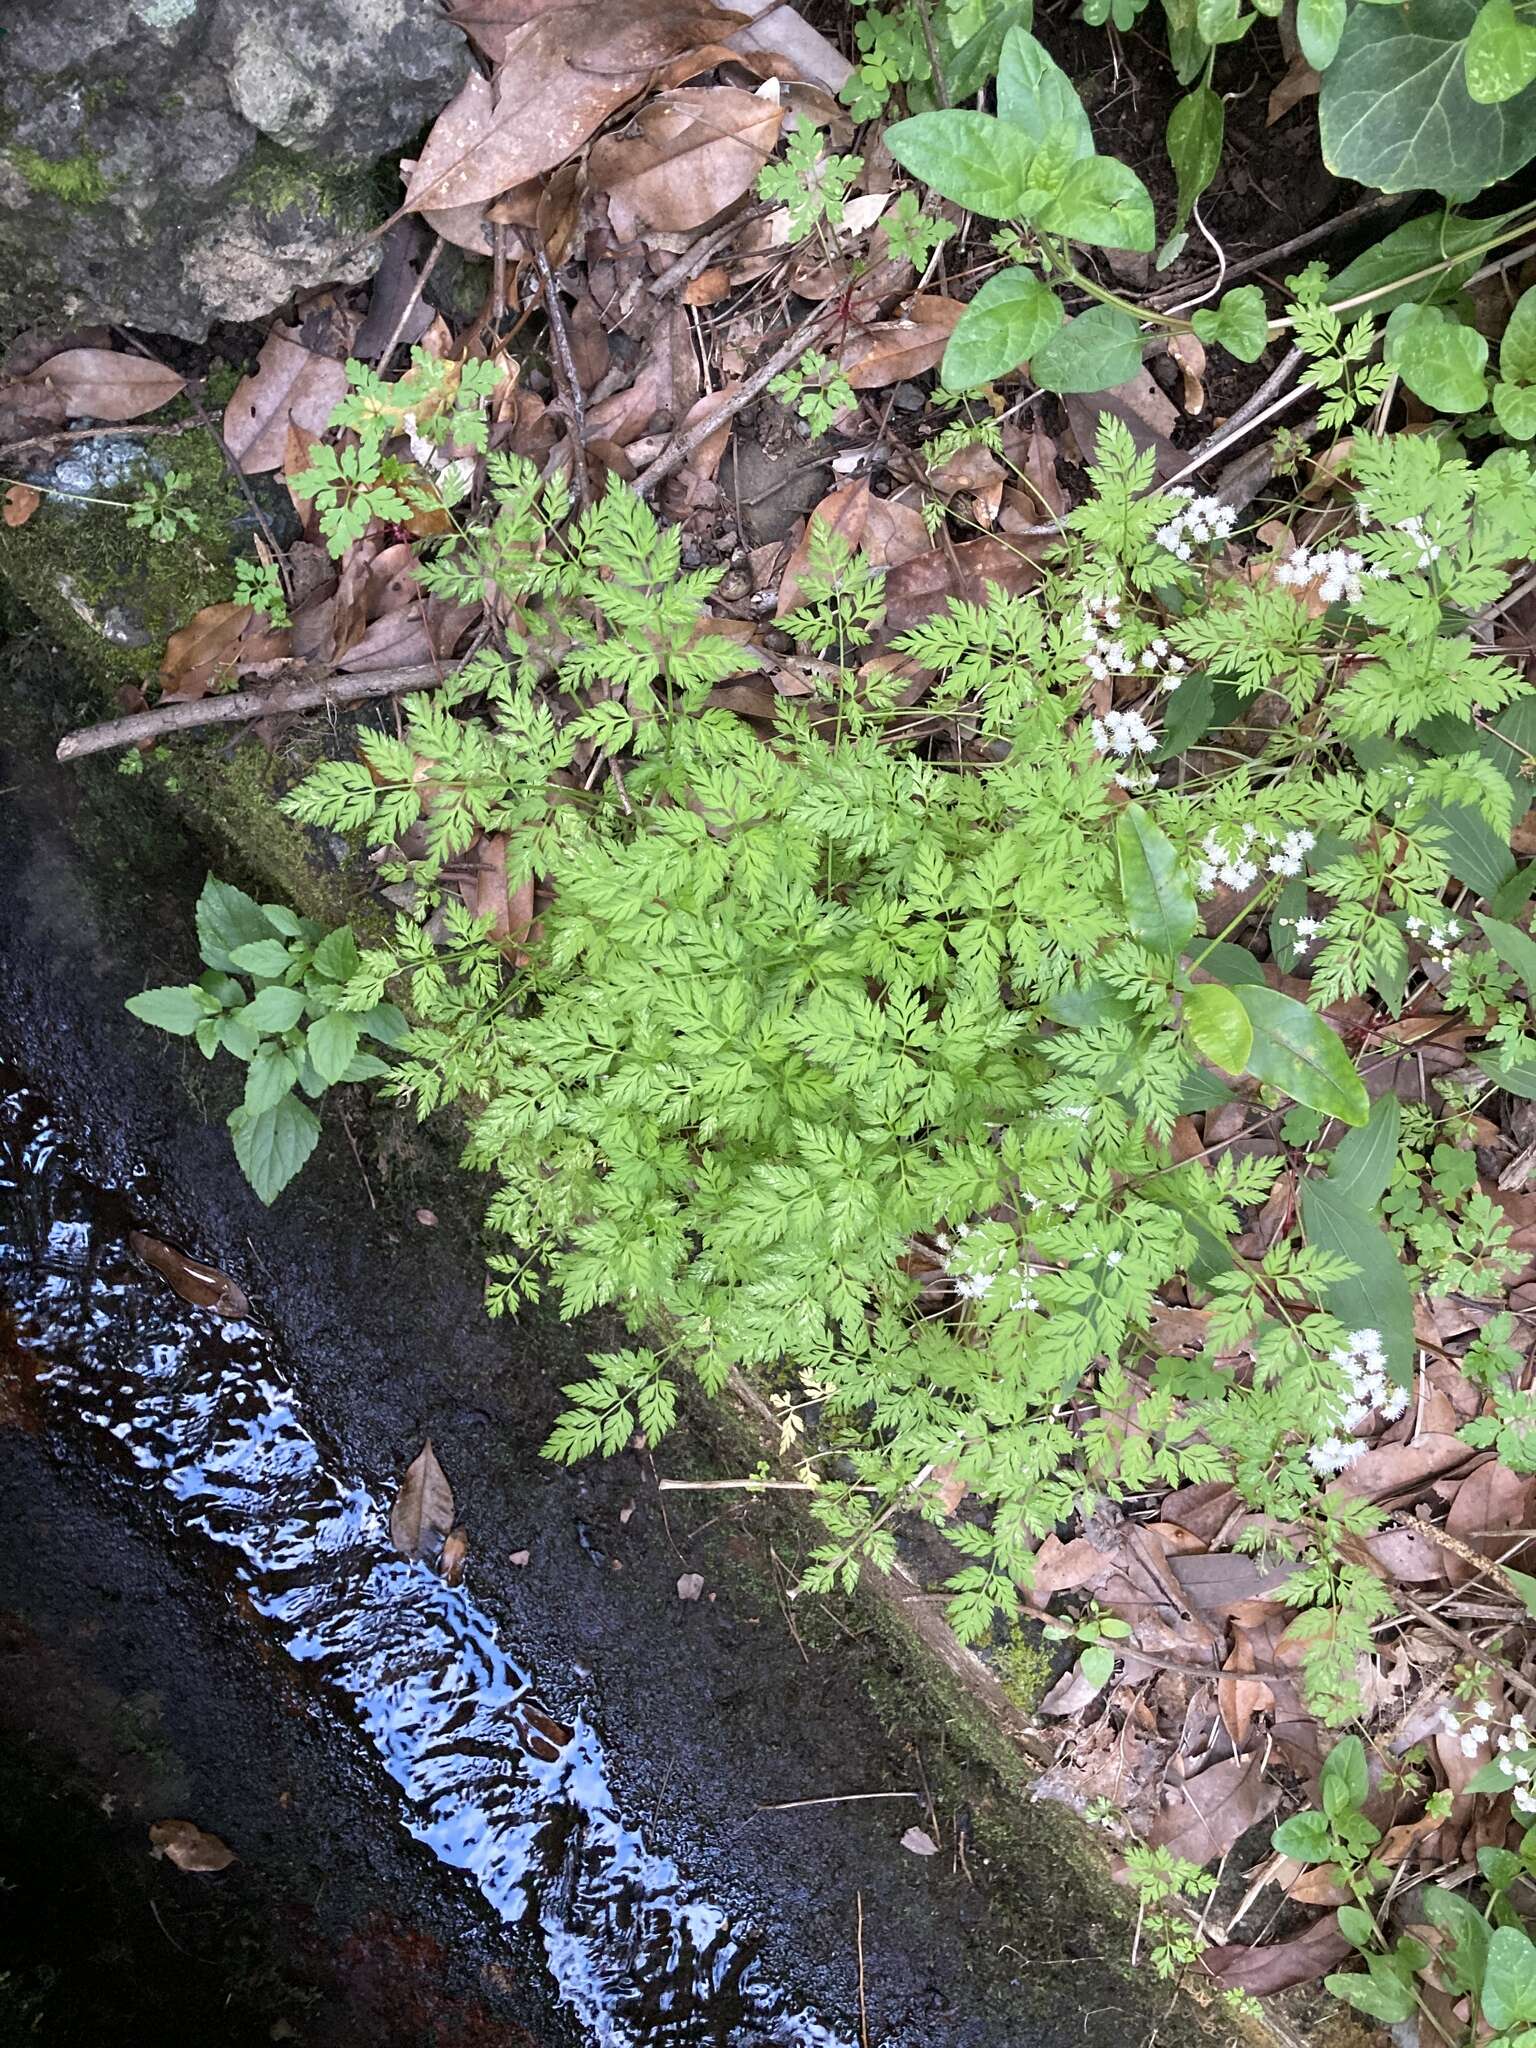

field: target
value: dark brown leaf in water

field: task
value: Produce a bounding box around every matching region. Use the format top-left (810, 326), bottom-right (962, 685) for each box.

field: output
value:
top-left (149, 1819), bottom-right (237, 1872)
top-left (391, 1438), bottom-right (456, 1562)
top-left (440, 1525), bottom-right (471, 1585)
top-left (129, 1231), bottom-right (250, 1318)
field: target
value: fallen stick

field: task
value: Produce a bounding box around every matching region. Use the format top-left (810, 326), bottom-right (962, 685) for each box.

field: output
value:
top-left (55, 661), bottom-right (450, 763)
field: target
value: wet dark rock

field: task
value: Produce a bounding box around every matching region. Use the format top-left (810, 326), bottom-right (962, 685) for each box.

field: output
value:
top-left (0, 0), bottom-right (468, 340)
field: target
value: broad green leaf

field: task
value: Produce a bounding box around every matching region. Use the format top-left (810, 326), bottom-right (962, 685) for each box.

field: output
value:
top-left (363, 1001), bottom-right (411, 1047)
top-left (1467, 1756), bottom-right (1526, 1793)
top-left (1321, 1734), bottom-right (1369, 1816)
top-left (125, 985), bottom-right (208, 1036)
top-left (1501, 284), bottom-right (1536, 381)
top-left (1300, 1174), bottom-right (1416, 1386)
top-left (1195, 0), bottom-right (1249, 41)
top-left (1326, 1093), bottom-right (1400, 1207)
top-left (196, 874), bottom-right (277, 974)
top-left (1190, 285), bottom-right (1271, 362)
top-left (942, 269), bottom-right (1064, 386)
top-left (311, 925), bottom-right (362, 981)
top-left (1478, 911), bottom-right (1536, 991)
top-left (1505, 1563), bottom-right (1536, 1619)
top-left (1183, 983), bottom-right (1253, 1072)
top-left (995, 26), bottom-right (1094, 156)
top-left (1299, 0), bottom-right (1348, 65)
top-left (242, 984), bottom-right (305, 1034)
top-left (229, 938), bottom-right (296, 979)
top-left (1385, 302), bottom-right (1489, 411)
top-left (307, 1010), bottom-right (362, 1086)
top-left (228, 1094), bottom-right (321, 1205)
top-left (219, 1010), bottom-right (261, 1061)
top-left (1234, 985), bottom-right (1370, 1124)
top-left (197, 969), bottom-right (245, 1007)
top-left (1037, 155), bottom-right (1156, 251)
top-left (1270, 1809), bottom-right (1334, 1861)
top-left (1078, 1643), bottom-right (1114, 1691)
top-left (1164, 87), bottom-right (1224, 250)
top-left (338, 1051), bottom-right (392, 1084)
top-left (244, 1045), bottom-right (298, 1115)
top-left (1420, 1884), bottom-right (1492, 1995)
top-left (1484, 1924), bottom-right (1536, 2030)
top-left (946, 0), bottom-right (1035, 103)
top-left (1494, 380), bottom-right (1536, 437)
top-left (1336, 1904), bottom-right (1377, 1950)
top-left (1421, 797), bottom-right (1517, 895)
top-left (1327, 206), bottom-right (1517, 313)
top-left (1324, 1971), bottom-right (1414, 2025)
top-left (1029, 304), bottom-right (1142, 392)
top-left (885, 110), bottom-right (1046, 219)
top-left (260, 903), bottom-right (305, 937)
top-left (1476, 1049), bottom-right (1536, 1097)
top-left (1466, 0), bottom-right (1536, 98)
top-left (1116, 804), bottom-right (1198, 955)
top-left (1197, 942), bottom-right (1265, 986)
top-left (1321, 0), bottom-right (1536, 196)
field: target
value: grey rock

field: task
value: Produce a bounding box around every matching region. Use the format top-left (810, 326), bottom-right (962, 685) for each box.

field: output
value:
top-left (0, 0), bottom-right (467, 340)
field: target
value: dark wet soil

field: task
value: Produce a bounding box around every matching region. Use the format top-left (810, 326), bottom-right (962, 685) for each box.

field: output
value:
top-left (0, 607), bottom-right (1218, 2048)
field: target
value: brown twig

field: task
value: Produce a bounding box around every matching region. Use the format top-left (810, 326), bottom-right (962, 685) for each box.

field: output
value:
top-left (631, 308), bottom-right (833, 498)
top-left (55, 662), bottom-right (449, 762)
top-left (378, 234), bottom-right (444, 374)
top-left (532, 230), bottom-right (588, 509)
top-left (647, 201), bottom-right (776, 299)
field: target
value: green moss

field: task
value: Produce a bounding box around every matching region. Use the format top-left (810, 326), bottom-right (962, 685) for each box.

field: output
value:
top-left (992, 1625), bottom-right (1054, 1714)
top-left (233, 142), bottom-right (388, 233)
top-left (6, 146), bottom-right (111, 205)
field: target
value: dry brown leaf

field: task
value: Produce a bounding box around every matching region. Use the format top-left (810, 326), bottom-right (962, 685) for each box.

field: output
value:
top-left (1269, 53), bottom-right (1322, 124)
top-left (728, 0), bottom-right (853, 90)
top-left (1027, 1533), bottom-right (1115, 1605)
top-left (776, 480), bottom-right (868, 615)
top-left (1217, 1631), bottom-right (1276, 1750)
top-left (1202, 1914), bottom-right (1351, 1994)
top-left (149, 1819), bottom-right (237, 1873)
top-left (223, 331), bottom-right (348, 475)
top-left (2, 482), bottom-right (40, 528)
top-left (1167, 333), bottom-right (1206, 416)
top-left (391, 1439), bottom-right (455, 1563)
top-left (444, 0), bottom-right (574, 64)
top-left (1339, 1432), bottom-right (1474, 1503)
top-left (860, 491), bottom-right (931, 569)
top-left (24, 348), bottom-right (185, 423)
top-left (683, 266), bottom-right (731, 307)
top-left (440, 1525), bottom-right (471, 1586)
top-left (841, 295), bottom-right (963, 389)
top-left (592, 87), bottom-right (782, 237)
top-left (1445, 1461), bottom-right (1535, 1586)
top-left (881, 535), bottom-right (1040, 634)
top-left (159, 602), bottom-right (290, 703)
top-left (1038, 1655), bottom-right (1110, 1717)
top-left (129, 1231), bottom-right (250, 1319)
top-left (1145, 1751), bottom-right (1278, 1865)
top-left (404, 4), bottom-right (745, 214)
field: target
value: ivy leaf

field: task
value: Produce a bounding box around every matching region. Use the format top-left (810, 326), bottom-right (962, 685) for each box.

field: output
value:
top-left (1271, 1809), bottom-right (1335, 1861)
top-left (1037, 155), bottom-right (1156, 251)
top-left (1182, 983), bottom-right (1253, 1072)
top-left (1233, 985), bottom-right (1370, 1124)
top-left (1299, 0), bottom-right (1348, 66)
top-left (1029, 304), bottom-right (1142, 392)
top-left (1115, 804), bottom-right (1198, 955)
top-left (995, 26), bottom-right (1095, 156)
top-left (884, 110), bottom-right (1048, 219)
top-left (1320, 0), bottom-right (1536, 196)
top-left (242, 984), bottom-right (305, 1034)
top-left (307, 1010), bottom-right (362, 1086)
top-left (228, 1094), bottom-right (321, 1204)
top-left (1385, 303), bottom-right (1489, 411)
top-left (1501, 284), bottom-right (1536, 381)
top-left (1300, 1174), bottom-right (1416, 1386)
top-left (1190, 285), bottom-right (1271, 362)
top-left (1466, 0), bottom-right (1536, 99)
top-left (125, 985), bottom-right (209, 1036)
top-left (942, 269), bottom-right (1064, 387)
top-left (1162, 86), bottom-right (1223, 257)
top-left (196, 874), bottom-right (278, 973)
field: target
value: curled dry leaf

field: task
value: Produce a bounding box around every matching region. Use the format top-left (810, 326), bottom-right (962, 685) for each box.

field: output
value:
top-left (404, 3), bottom-right (746, 215)
top-left (149, 1819), bottom-right (237, 1872)
top-left (223, 330), bottom-right (349, 475)
top-left (129, 1231), bottom-right (250, 1319)
top-left (1145, 1751), bottom-right (1278, 1866)
top-left (1167, 332), bottom-right (1207, 416)
top-left (591, 87), bottom-right (782, 238)
top-left (1202, 1913), bottom-right (1352, 1994)
top-left (676, 1570), bottom-right (706, 1600)
top-left (440, 1525), bottom-right (471, 1586)
top-left (159, 601), bottom-right (292, 704)
top-left (2, 483), bottom-right (40, 528)
top-left (391, 1438), bottom-right (456, 1563)
top-left (25, 348), bottom-right (185, 423)
top-left (900, 1825), bottom-right (939, 1856)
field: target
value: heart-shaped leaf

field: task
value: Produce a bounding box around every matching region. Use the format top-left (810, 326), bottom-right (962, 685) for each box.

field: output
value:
top-left (942, 269), bottom-right (1063, 387)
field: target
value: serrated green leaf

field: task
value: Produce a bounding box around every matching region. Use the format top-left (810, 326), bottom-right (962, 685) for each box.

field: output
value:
top-left (884, 110), bottom-right (1046, 219)
top-left (1385, 303), bottom-right (1489, 411)
top-left (1466, 0), bottom-right (1536, 98)
top-left (244, 1045), bottom-right (298, 1115)
top-left (311, 926), bottom-right (361, 981)
top-left (196, 874), bottom-right (277, 974)
top-left (229, 938), bottom-right (296, 978)
top-left (1029, 304), bottom-right (1142, 392)
top-left (1235, 984), bottom-right (1370, 1124)
top-left (125, 985), bottom-right (209, 1036)
top-left (1037, 155), bottom-right (1156, 251)
top-left (1116, 804), bottom-right (1198, 954)
top-left (1321, 0), bottom-right (1536, 196)
top-left (307, 1010), bottom-right (362, 1086)
top-left (242, 984), bottom-right (305, 1034)
top-left (995, 26), bottom-right (1095, 155)
top-left (942, 269), bottom-right (1063, 387)
top-left (228, 1094), bottom-right (321, 1205)
top-left (1183, 983), bottom-right (1253, 1071)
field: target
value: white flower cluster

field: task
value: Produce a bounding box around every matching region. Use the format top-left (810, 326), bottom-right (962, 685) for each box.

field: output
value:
top-left (1275, 543), bottom-right (1382, 606)
top-left (1278, 913), bottom-right (1325, 957)
top-left (1305, 1327), bottom-right (1408, 1476)
top-left (1488, 1712), bottom-right (1536, 1813)
top-left (1092, 709), bottom-right (1158, 758)
top-left (1398, 515), bottom-right (1442, 570)
top-left (938, 1224), bottom-right (1041, 1315)
top-left (1441, 1699), bottom-right (1498, 1762)
top-left (1194, 824), bottom-right (1314, 897)
top-left (1154, 489), bottom-right (1236, 562)
top-left (1405, 914), bottom-right (1462, 971)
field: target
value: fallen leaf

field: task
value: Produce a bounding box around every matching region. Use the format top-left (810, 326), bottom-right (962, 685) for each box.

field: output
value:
top-left (25, 349), bottom-right (185, 423)
top-left (391, 1439), bottom-right (455, 1563)
top-left (1338, 1432), bottom-right (1474, 1503)
top-left (415, 1208), bottom-right (438, 1226)
top-left (2, 483), bottom-right (40, 528)
top-left (1167, 332), bottom-right (1206, 415)
top-left (129, 1231), bottom-right (250, 1319)
top-left (900, 1825), bottom-right (939, 1855)
top-left (1268, 53), bottom-right (1321, 125)
top-left (683, 266), bottom-right (731, 306)
top-left (841, 296), bottom-right (963, 389)
top-left (1145, 1751), bottom-right (1278, 1865)
top-left (440, 1525), bottom-right (471, 1585)
top-left (728, 0), bottom-right (853, 91)
top-left (676, 1570), bottom-right (706, 1600)
top-left (1444, 1460), bottom-right (1534, 1586)
top-left (591, 87), bottom-right (782, 238)
top-left (223, 331), bottom-right (349, 475)
top-left (149, 1819), bottom-right (237, 1873)
top-left (1039, 1655), bottom-right (1110, 1716)
top-left (403, 4), bottom-right (745, 215)
top-left (776, 480), bottom-right (868, 615)
top-left (159, 602), bottom-right (291, 703)
top-left (1202, 1913), bottom-right (1351, 1994)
